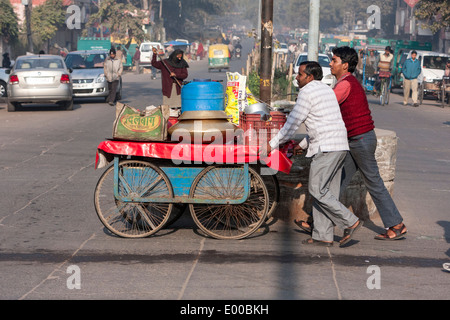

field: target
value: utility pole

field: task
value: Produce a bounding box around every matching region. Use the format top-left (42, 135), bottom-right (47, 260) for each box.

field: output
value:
top-left (259, 0), bottom-right (273, 105)
top-left (307, 0), bottom-right (320, 62)
top-left (22, 0), bottom-right (34, 53)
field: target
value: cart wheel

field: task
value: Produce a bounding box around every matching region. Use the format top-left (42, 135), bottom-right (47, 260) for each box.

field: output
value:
top-left (260, 173), bottom-right (280, 222)
top-left (94, 160), bottom-right (173, 238)
top-left (189, 165), bottom-right (269, 240)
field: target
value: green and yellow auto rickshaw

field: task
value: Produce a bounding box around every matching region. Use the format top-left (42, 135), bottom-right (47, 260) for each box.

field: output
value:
top-left (208, 44), bottom-right (230, 72)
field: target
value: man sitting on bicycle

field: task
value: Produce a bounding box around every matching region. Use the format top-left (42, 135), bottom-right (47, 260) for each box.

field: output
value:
top-left (373, 46), bottom-right (393, 95)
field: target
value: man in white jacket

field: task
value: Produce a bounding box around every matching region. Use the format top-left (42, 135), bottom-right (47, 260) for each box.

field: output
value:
top-left (103, 48), bottom-right (123, 106)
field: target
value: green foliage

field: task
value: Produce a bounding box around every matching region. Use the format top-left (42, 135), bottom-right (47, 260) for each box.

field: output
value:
top-left (31, 0), bottom-right (66, 43)
top-left (248, 71), bottom-right (260, 99)
top-left (415, 0), bottom-right (450, 33)
top-left (84, 0), bottom-right (147, 42)
top-left (272, 69), bottom-right (290, 99)
top-left (0, 0), bottom-right (19, 41)
top-left (247, 69), bottom-right (292, 100)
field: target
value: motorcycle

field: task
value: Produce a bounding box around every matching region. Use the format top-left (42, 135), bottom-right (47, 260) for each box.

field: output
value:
top-left (235, 47), bottom-right (241, 59)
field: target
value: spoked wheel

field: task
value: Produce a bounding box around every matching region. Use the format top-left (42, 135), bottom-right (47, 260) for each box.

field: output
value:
top-left (94, 160), bottom-right (173, 238)
top-left (380, 80), bottom-right (388, 105)
top-left (189, 165), bottom-right (269, 240)
top-left (384, 80), bottom-right (390, 105)
top-left (258, 170), bottom-right (280, 222)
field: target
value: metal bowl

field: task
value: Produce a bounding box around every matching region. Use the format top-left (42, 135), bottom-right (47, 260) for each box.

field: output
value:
top-left (244, 102), bottom-right (270, 120)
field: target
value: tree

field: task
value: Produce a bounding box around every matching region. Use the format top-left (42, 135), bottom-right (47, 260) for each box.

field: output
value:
top-left (0, 0), bottom-right (19, 41)
top-left (84, 0), bottom-right (147, 42)
top-left (415, 0), bottom-right (450, 33)
top-left (161, 0), bottom-right (233, 38)
top-left (31, 0), bottom-right (66, 48)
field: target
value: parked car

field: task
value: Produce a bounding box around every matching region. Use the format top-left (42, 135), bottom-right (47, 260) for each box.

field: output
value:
top-left (139, 42), bottom-right (164, 69)
top-left (6, 55), bottom-right (73, 112)
top-left (274, 42), bottom-right (289, 54)
top-left (65, 50), bottom-right (122, 101)
top-left (414, 51), bottom-right (449, 96)
top-left (0, 68), bottom-right (9, 97)
top-left (293, 53), bottom-right (336, 87)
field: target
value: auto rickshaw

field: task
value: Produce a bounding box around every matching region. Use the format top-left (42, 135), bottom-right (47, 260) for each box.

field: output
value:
top-left (208, 44), bottom-right (230, 72)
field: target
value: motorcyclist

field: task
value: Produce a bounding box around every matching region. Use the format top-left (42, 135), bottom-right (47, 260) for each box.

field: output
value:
top-left (234, 41), bottom-right (242, 58)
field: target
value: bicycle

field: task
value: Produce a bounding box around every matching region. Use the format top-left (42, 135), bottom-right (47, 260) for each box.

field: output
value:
top-left (378, 71), bottom-right (392, 106)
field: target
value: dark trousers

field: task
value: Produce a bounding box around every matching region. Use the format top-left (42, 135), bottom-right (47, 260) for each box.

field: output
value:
top-left (340, 130), bottom-right (403, 228)
top-left (106, 80), bottom-right (119, 103)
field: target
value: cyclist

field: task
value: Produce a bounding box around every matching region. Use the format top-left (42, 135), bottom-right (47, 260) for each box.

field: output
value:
top-left (374, 46), bottom-right (393, 96)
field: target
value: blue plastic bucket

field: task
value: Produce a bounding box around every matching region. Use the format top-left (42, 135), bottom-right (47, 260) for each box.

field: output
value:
top-left (181, 79), bottom-right (224, 113)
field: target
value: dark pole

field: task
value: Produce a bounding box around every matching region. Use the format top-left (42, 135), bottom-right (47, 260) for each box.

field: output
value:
top-left (24, 1), bottom-right (34, 53)
top-left (259, 0), bottom-right (273, 105)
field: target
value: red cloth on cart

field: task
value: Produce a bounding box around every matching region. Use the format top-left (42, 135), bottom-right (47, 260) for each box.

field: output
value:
top-left (95, 140), bottom-right (292, 174)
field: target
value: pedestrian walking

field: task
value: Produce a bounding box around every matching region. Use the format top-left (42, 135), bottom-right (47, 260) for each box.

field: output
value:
top-left (261, 61), bottom-right (362, 247)
top-left (402, 50), bottom-right (421, 107)
top-left (330, 46), bottom-right (407, 241)
top-left (133, 46), bottom-right (141, 74)
top-left (151, 47), bottom-right (188, 108)
top-left (104, 48), bottom-right (123, 106)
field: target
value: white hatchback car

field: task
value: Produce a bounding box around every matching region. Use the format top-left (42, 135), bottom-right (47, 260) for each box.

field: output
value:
top-left (293, 53), bottom-right (336, 87)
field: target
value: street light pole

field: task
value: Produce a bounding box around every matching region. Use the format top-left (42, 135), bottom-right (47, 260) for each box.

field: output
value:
top-left (259, 0), bottom-right (273, 105)
top-left (307, 0), bottom-right (320, 62)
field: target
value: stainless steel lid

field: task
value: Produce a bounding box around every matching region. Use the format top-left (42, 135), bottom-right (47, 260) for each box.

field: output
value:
top-left (178, 110), bottom-right (230, 120)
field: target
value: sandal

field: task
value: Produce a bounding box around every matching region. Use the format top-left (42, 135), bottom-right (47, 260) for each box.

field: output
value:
top-left (302, 238), bottom-right (333, 247)
top-left (374, 223), bottom-right (407, 241)
top-left (340, 220), bottom-right (363, 247)
top-left (294, 220), bottom-right (312, 234)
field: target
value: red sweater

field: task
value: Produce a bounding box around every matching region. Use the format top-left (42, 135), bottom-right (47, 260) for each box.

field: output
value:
top-left (152, 54), bottom-right (188, 98)
top-left (334, 73), bottom-right (374, 138)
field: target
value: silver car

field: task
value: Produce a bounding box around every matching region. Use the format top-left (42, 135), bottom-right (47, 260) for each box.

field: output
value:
top-left (6, 55), bottom-right (73, 112)
top-left (65, 50), bottom-right (122, 101)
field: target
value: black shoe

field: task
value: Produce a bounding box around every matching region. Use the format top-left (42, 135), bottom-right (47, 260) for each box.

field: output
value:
top-left (413, 103), bottom-right (419, 107)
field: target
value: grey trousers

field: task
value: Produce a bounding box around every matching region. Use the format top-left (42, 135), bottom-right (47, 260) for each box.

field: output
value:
top-left (340, 130), bottom-right (403, 228)
top-left (309, 151), bottom-right (359, 242)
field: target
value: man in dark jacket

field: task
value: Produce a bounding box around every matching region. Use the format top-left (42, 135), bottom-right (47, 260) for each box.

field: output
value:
top-left (2, 53), bottom-right (11, 68)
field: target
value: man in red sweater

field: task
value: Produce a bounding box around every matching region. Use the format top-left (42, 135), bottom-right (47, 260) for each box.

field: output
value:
top-left (330, 47), bottom-right (407, 240)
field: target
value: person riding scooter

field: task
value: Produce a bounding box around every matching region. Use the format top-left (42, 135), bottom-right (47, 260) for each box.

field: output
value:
top-left (234, 42), bottom-right (242, 59)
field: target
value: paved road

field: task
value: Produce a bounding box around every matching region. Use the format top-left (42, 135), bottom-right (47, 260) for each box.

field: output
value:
top-left (0, 45), bottom-right (449, 307)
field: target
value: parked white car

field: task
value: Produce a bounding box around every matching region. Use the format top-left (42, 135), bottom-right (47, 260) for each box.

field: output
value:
top-left (139, 42), bottom-right (164, 68)
top-left (274, 43), bottom-right (289, 54)
top-left (293, 53), bottom-right (336, 87)
top-left (412, 50), bottom-right (449, 84)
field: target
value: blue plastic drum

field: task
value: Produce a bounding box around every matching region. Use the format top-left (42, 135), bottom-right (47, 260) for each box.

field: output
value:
top-left (181, 79), bottom-right (224, 113)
